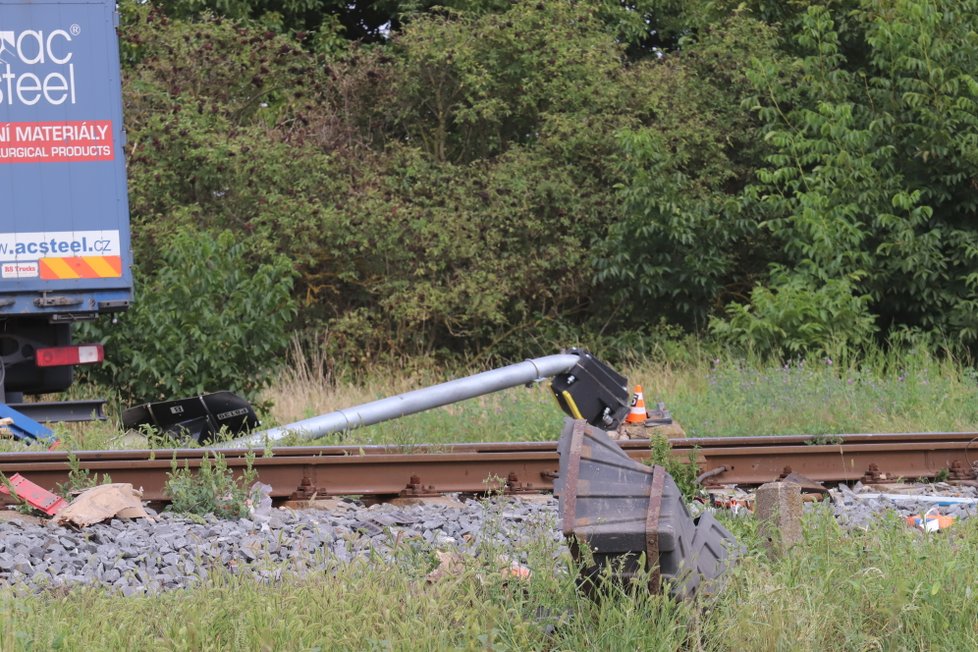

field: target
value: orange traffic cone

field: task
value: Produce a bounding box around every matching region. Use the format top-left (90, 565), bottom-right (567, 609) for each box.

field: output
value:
top-left (624, 385), bottom-right (648, 424)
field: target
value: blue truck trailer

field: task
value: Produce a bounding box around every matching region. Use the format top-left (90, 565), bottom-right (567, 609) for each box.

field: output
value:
top-left (0, 0), bottom-right (131, 411)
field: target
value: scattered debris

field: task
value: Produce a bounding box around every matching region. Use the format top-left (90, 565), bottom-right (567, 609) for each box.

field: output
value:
top-left (122, 391), bottom-right (259, 445)
top-left (852, 492), bottom-right (978, 506)
top-left (827, 481), bottom-right (978, 530)
top-left (493, 555), bottom-right (533, 584)
top-left (906, 509), bottom-right (955, 532)
top-left (0, 405), bottom-right (56, 443)
top-left (613, 389), bottom-right (685, 439)
top-left (645, 402), bottom-right (673, 426)
top-left (706, 486), bottom-right (754, 513)
top-left (501, 560), bottom-right (532, 581)
top-left (54, 483), bottom-right (152, 527)
top-left (426, 550), bottom-right (466, 584)
top-left (0, 473), bottom-right (68, 515)
top-left (616, 419), bottom-right (686, 440)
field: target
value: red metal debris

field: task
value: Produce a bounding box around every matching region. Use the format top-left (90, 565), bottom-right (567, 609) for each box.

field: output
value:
top-left (0, 473), bottom-right (68, 515)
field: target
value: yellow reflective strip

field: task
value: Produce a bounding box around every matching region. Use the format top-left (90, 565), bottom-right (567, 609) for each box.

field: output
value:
top-left (83, 256), bottom-right (119, 278)
top-left (43, 257), bottom-right (80, 279)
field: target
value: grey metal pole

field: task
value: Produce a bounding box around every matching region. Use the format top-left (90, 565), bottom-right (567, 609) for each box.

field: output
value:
top-left (215, 353), bottom-right (581, 448)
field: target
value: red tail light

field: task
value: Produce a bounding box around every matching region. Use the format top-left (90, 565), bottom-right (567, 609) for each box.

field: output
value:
top-left (35, 344), bottom-right (104, 367)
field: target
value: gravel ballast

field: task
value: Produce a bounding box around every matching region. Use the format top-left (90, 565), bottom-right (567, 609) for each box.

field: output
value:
top-left (3, 482), bottom-right (977, 595)
top-left (823, 481), bottom-right (978, 529)
top-left (0, 496), bottom-right (562, 595)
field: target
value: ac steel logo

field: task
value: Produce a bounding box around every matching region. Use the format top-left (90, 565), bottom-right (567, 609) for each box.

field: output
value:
top-left (0, 25), bottom-right (79, 106)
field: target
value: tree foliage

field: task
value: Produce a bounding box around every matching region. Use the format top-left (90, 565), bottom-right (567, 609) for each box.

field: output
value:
top-left (595, 15), bottom-right (783, 329)
top-left (112, 0), bottom-right (978, 373)
top-left (119, 0), bottom-right (640, 365)
top-left (389, 2), bottom-right (627, 163)
top-left (715, 0), bottom-right (978, 353)
top-left (80, 231), bottom-right (296, 403)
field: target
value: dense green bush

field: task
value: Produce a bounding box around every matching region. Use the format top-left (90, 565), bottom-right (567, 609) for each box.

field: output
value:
top-left (80, 230), bottom-right (296, 403)
top-left (119, 0), bottom-right (638, 364)
top-left (595, 15), bottom-right (782, 330)
top-left (710, 267), bottom-right (878, 355)
top-left (111, 0), bottom-right (978, 367)
top-left (712, 1), bottom-right (978, 354)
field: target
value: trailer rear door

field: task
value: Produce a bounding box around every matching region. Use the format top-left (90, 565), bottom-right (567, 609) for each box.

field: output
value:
top-left (0, 0), bottom-right (132, 319)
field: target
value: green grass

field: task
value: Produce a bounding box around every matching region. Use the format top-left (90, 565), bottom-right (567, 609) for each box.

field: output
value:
top-left (700, 510), bottom-right (978, 651)
top-left (658, 348), bottom-right (978, 437)
top-left (5, 346), bottom-right (978, 649)
top-left (4, 346), bottom-right (978, 452)
top-left (289, 347), bottom-right (978, 445)
top-left (4, 507), bottom-right (978, 651)
top-left (295, 384), bottom-right (568, 448)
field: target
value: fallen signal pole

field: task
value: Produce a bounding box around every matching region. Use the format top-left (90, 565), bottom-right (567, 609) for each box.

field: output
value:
top-left (108, 347), bottom-right (978, 492)
top-left (121, 349), bottom-right (632, 447)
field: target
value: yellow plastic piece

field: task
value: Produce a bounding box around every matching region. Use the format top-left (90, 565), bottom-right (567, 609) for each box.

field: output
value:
top-left (560, 389), bottom-right (584, 420)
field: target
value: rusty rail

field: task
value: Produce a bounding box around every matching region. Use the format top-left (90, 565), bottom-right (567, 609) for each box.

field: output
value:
top-left (2, 431), bottom-right (977, 502)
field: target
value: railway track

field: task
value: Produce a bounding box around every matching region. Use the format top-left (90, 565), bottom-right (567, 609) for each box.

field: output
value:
top-left (2, 430), bottom-right (978, 503)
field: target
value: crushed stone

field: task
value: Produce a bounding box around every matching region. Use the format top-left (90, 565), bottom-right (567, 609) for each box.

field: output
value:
top-left (0, 496), bottom-right (561, 595)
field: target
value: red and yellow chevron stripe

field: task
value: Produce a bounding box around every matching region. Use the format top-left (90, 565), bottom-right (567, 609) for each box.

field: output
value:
top-left (39, 256), bottom-right (123, 280)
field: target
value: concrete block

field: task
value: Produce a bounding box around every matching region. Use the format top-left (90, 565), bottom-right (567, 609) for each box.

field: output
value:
top-left (755, 481), bottom-right (803, 559)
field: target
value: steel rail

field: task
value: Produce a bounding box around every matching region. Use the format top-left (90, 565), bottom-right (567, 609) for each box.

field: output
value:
top-left (5, 430), bottom-right (978, 463)
top-left (0, 449), bottom-right (563, 501)
top-left (2, 431), bottom-right (978, 503)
